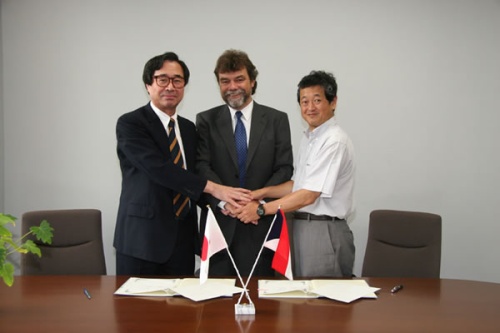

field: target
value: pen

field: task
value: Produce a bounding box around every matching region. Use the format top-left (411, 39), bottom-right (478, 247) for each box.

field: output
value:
top-left (391, 285), bottom-right (403, 293)
top-left (83, 288), bottom-right (92, 300)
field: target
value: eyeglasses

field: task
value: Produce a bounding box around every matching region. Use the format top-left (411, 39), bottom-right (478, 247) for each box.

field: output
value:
top-left (153, 75), bottom-right (185, 88)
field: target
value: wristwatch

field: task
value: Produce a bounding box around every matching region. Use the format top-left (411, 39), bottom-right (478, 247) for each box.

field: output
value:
top-left (256, 203), bottom-right (266, 217)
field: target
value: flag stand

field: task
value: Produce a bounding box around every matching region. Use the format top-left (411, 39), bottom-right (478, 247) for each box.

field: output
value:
top-left (224, 245), bottom-right (255, 315)
top-left (201, 207), bottom-right (291, 316)
top-left (234, 213), bottom-right (280, 316)
top-left (200, 207), bottom-right (255, 315)
top-left (234, 303), bottom-right (256, 315)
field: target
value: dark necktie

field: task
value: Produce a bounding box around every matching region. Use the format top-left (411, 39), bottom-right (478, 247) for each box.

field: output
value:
top-left (168, 119), bottom-right (189, 220)
top-left (234, 111), bottom-right (247, 188)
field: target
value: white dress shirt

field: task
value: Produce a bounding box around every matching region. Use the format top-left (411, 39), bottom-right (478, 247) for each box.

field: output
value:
top-left (292, 117), bottom-right (356, 220)
top-left (150, 102), bottom-right (187, 169)
top-left (228, 100), bottom-right (254, 146)
top-left (218, 100), bottom-right (254, 210)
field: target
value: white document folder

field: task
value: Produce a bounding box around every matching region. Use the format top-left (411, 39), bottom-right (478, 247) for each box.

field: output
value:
top-left (114, 277), bottom-right (181, 296)
top-left (258, 279), bottom-right (380, 303)
top-left (114, 277), bottom-right (243, 302)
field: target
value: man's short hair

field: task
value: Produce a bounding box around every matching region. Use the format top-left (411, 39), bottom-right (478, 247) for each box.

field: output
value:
top-left (297, 70), bottom-right (337, 103)
top-left (214, 49), bottom-right (258, 94)
top-left (142, 52), bottom-right (190, 86)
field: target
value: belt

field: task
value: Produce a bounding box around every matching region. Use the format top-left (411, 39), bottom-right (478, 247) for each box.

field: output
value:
top-left (293, 212), bottom-right (342, 221)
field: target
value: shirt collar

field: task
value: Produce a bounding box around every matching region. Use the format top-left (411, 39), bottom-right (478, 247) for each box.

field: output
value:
top-left (150, 101), bottom-right (178, 122)
top-left (228, 100), bottom-right (254, 121)
top-left (304, 116), bottom-right (337, 139)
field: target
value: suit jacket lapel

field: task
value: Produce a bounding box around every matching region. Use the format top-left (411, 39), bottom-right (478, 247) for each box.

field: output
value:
top-left (178, 116), bottom-right (195, 172)
top-left (247, 102), bottom-right (267, 167)
top-left (142, 103), bottom-right (171, 157)
top-left (215, 105), bottom-right (239, 169)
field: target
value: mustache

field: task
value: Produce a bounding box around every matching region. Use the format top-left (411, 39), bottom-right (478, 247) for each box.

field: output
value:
top-left (224, 89), bottom-right (245, 98)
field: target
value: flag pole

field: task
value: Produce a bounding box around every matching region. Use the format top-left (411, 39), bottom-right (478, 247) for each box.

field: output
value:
top-left (236, 210), bottom-right (278, 305)
top-left (224, 235), bottom-right (253, 305)
top-left (206, 206), bottom-right (253, 305)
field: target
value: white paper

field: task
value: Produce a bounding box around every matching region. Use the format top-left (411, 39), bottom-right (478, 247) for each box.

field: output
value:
top-left (310, 279), bottom-right (380, 303)
top-left (258, 280), bottom-right (318, 298)
top-left (171, 278), bottom-right (243, 302)
top-left (114, 277), bottom-right (243, 302)
top-left (258, 279), bottom-right (380, 303)
top-left (114, 277), bottom-right (181, 296)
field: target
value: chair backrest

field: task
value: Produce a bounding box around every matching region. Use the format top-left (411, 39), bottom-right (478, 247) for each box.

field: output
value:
top-left (361, 209), bottom-right (442, 278)
top-left (21, 209), bottom-right (107, 275)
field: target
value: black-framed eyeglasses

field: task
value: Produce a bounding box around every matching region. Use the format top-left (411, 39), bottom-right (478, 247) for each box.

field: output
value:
top-left (153, 75), bottom-right (185, 88)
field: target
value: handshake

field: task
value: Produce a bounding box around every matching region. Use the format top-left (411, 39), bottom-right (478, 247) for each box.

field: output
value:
top-left (221, 188), bottom-right (267, 225)
top-left (213, 180), bottom-right (293, 225)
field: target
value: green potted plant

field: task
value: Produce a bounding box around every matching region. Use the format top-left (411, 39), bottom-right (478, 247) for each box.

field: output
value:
top-left (0, 213), bottom-right (53, 286)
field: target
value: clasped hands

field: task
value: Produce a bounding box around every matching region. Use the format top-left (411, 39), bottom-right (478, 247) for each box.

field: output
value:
top-left (221, 192), bottom-right (262, 225)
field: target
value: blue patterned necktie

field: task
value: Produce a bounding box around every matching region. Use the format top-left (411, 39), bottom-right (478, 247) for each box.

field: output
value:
top-left (168, 119), bottom-right (189, 220)
top-left (234, 111), bottom-right (247, 188)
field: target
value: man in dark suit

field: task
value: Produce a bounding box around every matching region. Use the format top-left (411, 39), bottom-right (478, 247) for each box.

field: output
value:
top-left (196, 49), bottom-right (293, 277)
top-left (114, 52), bottom-right (250, 276)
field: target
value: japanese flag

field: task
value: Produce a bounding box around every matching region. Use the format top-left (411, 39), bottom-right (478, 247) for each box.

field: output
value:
top-left (199, 207), bottom-right (228, 284)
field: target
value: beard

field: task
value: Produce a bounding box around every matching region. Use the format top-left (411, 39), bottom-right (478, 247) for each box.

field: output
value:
top-left (223, 89), bottom-right (249, 109)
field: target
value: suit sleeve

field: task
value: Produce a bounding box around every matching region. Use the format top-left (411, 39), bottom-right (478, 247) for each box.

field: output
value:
top-left (116, 112), bottom-right (206, 200)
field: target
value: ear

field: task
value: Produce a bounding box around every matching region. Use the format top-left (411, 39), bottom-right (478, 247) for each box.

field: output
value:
top-left (331, 96), bottom-right (338, 112)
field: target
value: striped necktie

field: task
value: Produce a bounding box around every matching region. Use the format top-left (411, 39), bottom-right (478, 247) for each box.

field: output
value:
top-left (234, 111), bottom-right (247, 188)
top-left (168, 119), bottom-right (189, 220)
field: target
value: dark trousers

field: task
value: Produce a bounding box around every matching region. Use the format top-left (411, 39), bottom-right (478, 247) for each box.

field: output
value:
top-left (209, 221), bottom-right (274, 277)
top-left (116, 225), bottom-right (196, 276)
top-left (116, 251), bottom-right (195, 276)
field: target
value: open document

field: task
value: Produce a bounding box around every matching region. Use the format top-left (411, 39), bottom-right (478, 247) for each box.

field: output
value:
top-left (258, 279), bottom-right (380, 303)
top-left (115, 277), bottom-right (243, 302)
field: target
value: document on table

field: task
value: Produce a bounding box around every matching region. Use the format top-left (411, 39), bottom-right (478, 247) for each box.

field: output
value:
top-left (171, 278), bottom-right (243, 302)
top-left (258, 280), bottom-right (318, 298)
top-left (114, 277), bottom-right (243, 302)
top-left (114, 277), bottom-right (181, 296)
top-left (258, 279), bottom-right (380, 303)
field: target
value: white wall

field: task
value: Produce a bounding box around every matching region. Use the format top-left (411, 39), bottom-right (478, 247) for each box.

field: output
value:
top-left (2, 0), bottom-right (500, 282)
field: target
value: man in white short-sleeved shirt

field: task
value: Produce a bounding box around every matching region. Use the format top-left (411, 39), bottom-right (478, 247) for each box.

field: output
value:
top-left (236, 70), bottom-right (355, 278)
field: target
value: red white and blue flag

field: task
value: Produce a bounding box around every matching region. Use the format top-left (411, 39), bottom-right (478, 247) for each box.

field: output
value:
top-left (264, 209), bottom-right (293, 280)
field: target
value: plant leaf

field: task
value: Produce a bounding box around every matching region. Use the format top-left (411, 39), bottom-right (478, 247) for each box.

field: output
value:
top-left (0, 224), bottom-right (12, 238)
top-left (30, 220), bottom-right (54, 244)
top-left (0, 213), bottom-right (17, 226)
top-left (4, 238), bottom-right (28, 253)
top-left (23, 240), bottom-right (42, 257)
top-left (0, 214), bottom-right (16, 238)
top-left (0, 248), bottom-right (6, 264)
top-left (0, 260), bottom-right (15, 287)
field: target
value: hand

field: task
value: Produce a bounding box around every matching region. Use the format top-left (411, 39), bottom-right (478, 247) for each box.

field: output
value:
top-left (206, 181), bottom-right (251, 208)
top-left (221, 202), bottom-right (238, 218)
top-left (250, 188), bottom-right (266, 201)
top-left (236, 200), bottom-right (260, 224)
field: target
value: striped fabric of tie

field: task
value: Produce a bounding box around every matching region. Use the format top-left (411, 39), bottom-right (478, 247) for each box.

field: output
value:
top-left (168, 119), bottom-right (190, 220)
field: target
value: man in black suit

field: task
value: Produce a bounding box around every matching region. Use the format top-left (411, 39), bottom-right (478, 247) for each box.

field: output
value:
top-left (196, 49), bottom-right (293, 277)
top-left (114, 52), bottom-right (250, 276)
